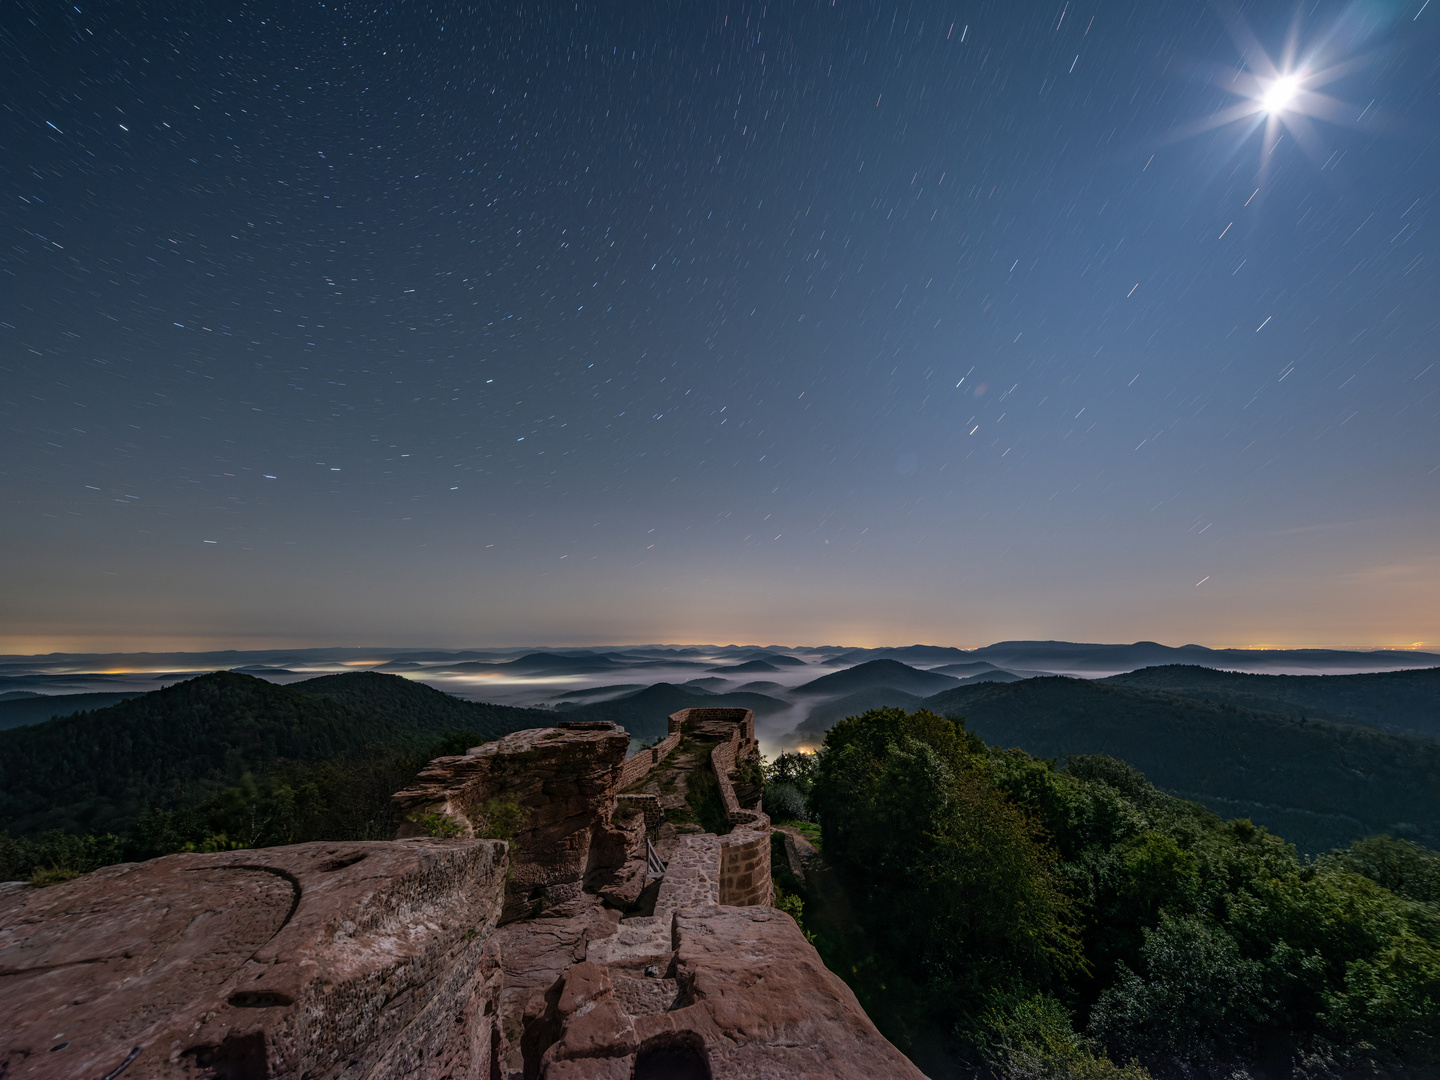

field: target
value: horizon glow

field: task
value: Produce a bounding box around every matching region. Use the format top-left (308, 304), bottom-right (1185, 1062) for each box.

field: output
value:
top-left (2, 2), bottom-right (1436, 649)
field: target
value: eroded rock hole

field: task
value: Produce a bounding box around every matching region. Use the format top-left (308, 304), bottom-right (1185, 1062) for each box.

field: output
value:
top-left (318, 852), bottom-right (367, 873)
top-left (228, 990), bottom-right (293, 1008)
top-left (182, 1033), bottom-right (267, 1080)
top-left (632, 1036), bottom-right (711, 1080)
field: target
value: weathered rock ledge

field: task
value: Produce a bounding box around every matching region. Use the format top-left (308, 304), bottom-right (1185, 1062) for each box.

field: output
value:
top-left (0, 838), bottom-right (507, 1080)
top-left (0, 718), bottom-right (927, 1080)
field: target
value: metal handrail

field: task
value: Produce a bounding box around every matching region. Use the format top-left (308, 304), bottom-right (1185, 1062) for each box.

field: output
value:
top-left (646, 837), bottom-right (666, 879)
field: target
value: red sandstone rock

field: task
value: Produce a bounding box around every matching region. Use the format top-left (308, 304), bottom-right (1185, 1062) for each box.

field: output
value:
top-left (0, 839), bottom-right (506, 1080)
top-left (523, 903), bottom-right (929, 1079)
top-left (392, 721), bottom-right (632, 923)
top-left (643, 904), bottom-right (928, 1079)
top-left (1, 714), bottom-right (930, 1080)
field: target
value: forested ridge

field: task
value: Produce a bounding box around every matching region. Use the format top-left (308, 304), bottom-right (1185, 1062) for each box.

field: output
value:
top-left (913, 676), bottom-right (1440, 853)
top-left (769, 707), bottom-right (1440, 1079)
top-left (0, 670), bottom-right (551, 841)
top-left (1102, 664), bottom-right (1440, 739)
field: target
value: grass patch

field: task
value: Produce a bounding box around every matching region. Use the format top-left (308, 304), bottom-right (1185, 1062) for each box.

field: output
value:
top-left (28, 866), bottom-right (82, 887)
top-left (793, 821), bottom-right (822, 852)
top-left (665, 803), bottom-right (698, 826)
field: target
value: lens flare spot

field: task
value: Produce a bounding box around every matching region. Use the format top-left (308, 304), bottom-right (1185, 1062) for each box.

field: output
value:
top-left (1260, 74), bottom-right (1301, 113)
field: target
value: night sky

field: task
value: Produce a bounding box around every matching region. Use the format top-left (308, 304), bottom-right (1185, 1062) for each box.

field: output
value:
top-left (3, 0), bottom-right (1437, 653)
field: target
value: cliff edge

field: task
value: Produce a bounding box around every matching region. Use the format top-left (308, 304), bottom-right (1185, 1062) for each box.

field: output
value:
top-left (0, 714), bottom-right (926, 1080)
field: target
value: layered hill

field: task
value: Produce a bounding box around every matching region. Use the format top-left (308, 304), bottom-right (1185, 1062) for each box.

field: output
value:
top-left (707, 659), bottom-right (781, 674)
top-left (1102, 664), bottom-right (1440, 739)
top-left (794, 658), bottom-right (960, 697)
top-left (553, 682), bottom-right (791, 740)
top-left (818, 645), bottom-right (971, 667)
top-left (0, 671), bottom-right (552, 837)
top-left (0, 692), bottom-right (144, 731)
top-left (905, 677), bottom-right (1440, 853)
top-left (968, 640), bottom-right (1440, 673)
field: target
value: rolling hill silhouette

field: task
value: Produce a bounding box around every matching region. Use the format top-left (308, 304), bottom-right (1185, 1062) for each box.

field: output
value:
top-left (0, 671), bottom-right (552, 837)
top-left (818, 645), bottom-right (971, 667)
top-left (903, 677), bottom-right (1440, 853)
top-left (1101, 665), bottom-right (1440, 739)
top-left (794, 659), bottom-right (961, 697)
top-left (970, 640), bottom-right (1440, 673)
top-left (554, 682), bottom-right (791, 740)
top-left (0, 692), bottom-right (145, 731)
top-left (706, 659), bottom-right (781, 674)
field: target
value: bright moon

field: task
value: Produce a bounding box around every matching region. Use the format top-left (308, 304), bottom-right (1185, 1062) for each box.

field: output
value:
top-left (1260, 74), bottom-right (1301, 113)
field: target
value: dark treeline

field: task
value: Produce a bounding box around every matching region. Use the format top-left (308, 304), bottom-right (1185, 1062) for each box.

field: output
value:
top-left (1102, 665), bottom-right (1440, 740)
top-left (775, 708), bottom-right (1440, 1079)
top-left (0, 733), bottom-right (480, 883)
top-left (912, 677), bottom-right (1440, 854)
top-left (0, 671), bottom-right (553, 882)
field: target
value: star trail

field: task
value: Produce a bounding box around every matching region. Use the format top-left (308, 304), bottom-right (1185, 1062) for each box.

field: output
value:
top-left (2, 0), bottom-right (1437, 651)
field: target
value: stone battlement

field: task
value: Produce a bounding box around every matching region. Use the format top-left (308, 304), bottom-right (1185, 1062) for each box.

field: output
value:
top-left (616, 712), bottom-right (683, 789)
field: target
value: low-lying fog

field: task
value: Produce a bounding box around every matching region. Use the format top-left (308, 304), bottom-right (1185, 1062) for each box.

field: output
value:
top-left (5, 641), bottom-right (1438, 758)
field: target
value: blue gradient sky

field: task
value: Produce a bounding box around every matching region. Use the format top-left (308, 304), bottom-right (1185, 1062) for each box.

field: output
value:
top-left (3, 0), bottom-right (1437, 652)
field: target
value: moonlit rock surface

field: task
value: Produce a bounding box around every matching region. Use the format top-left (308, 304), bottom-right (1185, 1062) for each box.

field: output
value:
top-left (0, 839), bottom-right (508, 1080)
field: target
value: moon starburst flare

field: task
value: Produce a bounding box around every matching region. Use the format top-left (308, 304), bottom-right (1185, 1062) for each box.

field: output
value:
top-left (1259, 73), bottom-right (1303, 114)
top-left (1166, 6), bottom-right (1393, 184)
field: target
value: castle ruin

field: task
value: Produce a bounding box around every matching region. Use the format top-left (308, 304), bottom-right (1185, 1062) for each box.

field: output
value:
top-left (0, 709), bottom-right (926, 1080)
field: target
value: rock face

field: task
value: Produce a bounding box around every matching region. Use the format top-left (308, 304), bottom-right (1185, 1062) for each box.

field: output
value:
top-left (1, 715), bottom-right (930, 1079)
top-left (392, 720), bottom-right (631, 922)
top-left (515, 902), bottom-right (928, 1079)
top-left (0, 839), bottom-right (507, 1080)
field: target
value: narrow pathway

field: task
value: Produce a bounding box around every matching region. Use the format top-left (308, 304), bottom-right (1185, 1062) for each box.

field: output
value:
top-left (619, 733), bottom-right (721, 862)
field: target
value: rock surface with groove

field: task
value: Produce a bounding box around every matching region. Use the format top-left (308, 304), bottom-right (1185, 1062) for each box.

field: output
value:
top-left (0, 839), bottom-right (506, 1080)
top-left (521, 902), bottom-right (928, 1079)
top-left (1, 717), bottom-right (929, 1079)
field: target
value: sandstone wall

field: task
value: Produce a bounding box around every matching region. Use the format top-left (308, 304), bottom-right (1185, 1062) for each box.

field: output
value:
top-left (669, 706), bottom-right (756, 753)
top-left (0, 839), bottom-right (507, 1080)
top-left (533, 904), bottom-right (930, 1079)
top-left (704, 710), bottom-right (773, 907)
top-left (615, 712), bottom-right (684, 790)
top-left (718, 823), bottom-right (772, 907)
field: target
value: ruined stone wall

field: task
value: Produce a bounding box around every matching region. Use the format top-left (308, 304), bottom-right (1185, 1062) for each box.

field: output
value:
top-left (391, 720), bottom-right (631, 923)
top-left (718, 821), bottom-right (772, 907)
top-left (701, 710), bottom-right (773, 907)
top-left (671, 706), bottom-right (756, 752)
top-left (615, 711), bottom-right (684, 790)
top-left (615, 792), bottom-right (662, 833)
top-left (709, 735), bottom-right (744, 817)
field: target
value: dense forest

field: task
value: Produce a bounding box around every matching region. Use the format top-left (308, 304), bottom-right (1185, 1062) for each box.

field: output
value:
top-left (0, 670), bottom-right (552, 880)
top-left (771, 707), bottom-right (1440, 1079)
top-left (894, 676), bottom-right (1440, 853)
top-left (1103, 665), bottom-right (1440, 740)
